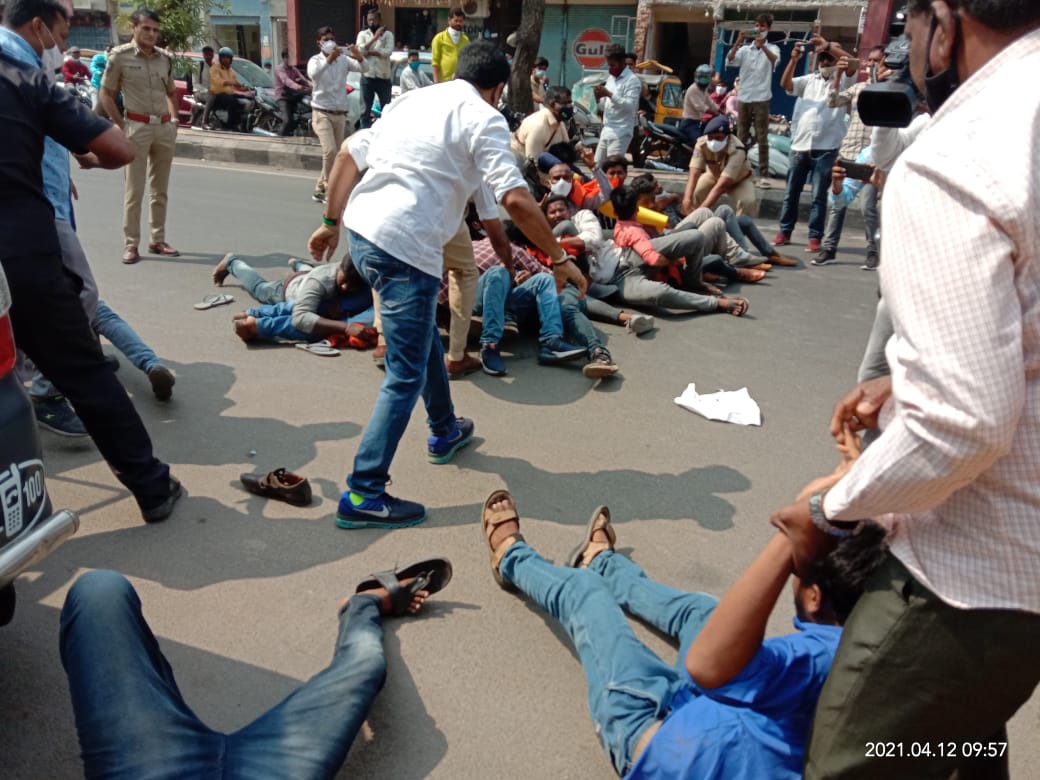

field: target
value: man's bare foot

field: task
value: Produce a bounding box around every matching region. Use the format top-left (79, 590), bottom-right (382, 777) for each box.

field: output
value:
top-left (213, 252), bottom-right (234, 286)
top-left (233, 315), bottom-right (259, 342)
top-left (340, 576), bottom-right (430, 615)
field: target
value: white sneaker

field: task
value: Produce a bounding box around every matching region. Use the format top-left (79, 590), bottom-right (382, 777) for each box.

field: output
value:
top-left (625, 313), bottom-right (655, 335)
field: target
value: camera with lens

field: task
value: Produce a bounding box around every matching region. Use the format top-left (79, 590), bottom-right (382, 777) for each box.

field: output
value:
top-left (856, 35), bottom-right (919, 127)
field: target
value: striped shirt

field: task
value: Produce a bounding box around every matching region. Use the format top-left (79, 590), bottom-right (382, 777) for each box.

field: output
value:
top-left (823, 28), bottom-right (1040, 613)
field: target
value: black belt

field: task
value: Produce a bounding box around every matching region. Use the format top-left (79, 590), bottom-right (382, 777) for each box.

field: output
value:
top-left (313, 107), bottom-right (346, 115)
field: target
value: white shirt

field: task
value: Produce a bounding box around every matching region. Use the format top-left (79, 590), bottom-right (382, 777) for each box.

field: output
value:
top-left (870, 112), bottom-right (929, 173)
top-left (824, 28), bottom-right (1040, 613)
top-left (399, 64), bottom-right (431, 93)
top-left (573, 208), bottom-right (621, 284)
top-left (355, 27), bottom-right (394, 80)
top-left (343, 80), bottom-right (526, 278)
top-left (307, 50), bottom-right (362, 111)
top-left (601, 67), bottom-right (641, 138)
top-left (787, 71), bottom-right (856, 152)
top-left (729, 42), bottom-right (780, 103)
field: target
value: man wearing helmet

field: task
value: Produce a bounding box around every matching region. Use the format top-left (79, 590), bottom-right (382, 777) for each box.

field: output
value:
top-left (205, 45), bottom-right (246, 130)
top-left (679, 64), bottom-right (720, 145)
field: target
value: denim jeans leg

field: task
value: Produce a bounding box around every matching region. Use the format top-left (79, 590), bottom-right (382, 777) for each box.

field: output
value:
top-left (499, 543), bottom-right (682, 777)
top-left (808, 149), bottom-right (839, 239)
top-left (821, 201), bottom-right (848, 253)
top-left (862, 183), bottom-right (880, 254)
top-left (475, 265), bottom-right (509, 345)
top-left (347, 231), bottom-right (452, 497)
top-left (228, 257), bottom-right (285, 304)
top-left (59, 571), bottom-right (223, 779)
top-left (735, 214), bottom-right (778, 257)
top-left (95, 300), bottom-right (160, 372)
top-left (715, 205), bottom-right (751, 253)
top-left (360, 77), bottom-right (376, 129)
top-left (510, 274), bottom-right (564, 343)
top-left (589, 552), bottom-right (719, 672)
top-left (558, 285), bottom-right (602, 352)
top-left (779, 150), bottom-right (813, 236)
top-left (226, 596), bottom-right (387, 780)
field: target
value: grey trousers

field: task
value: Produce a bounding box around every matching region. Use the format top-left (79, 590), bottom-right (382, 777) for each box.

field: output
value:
top-left (672, 209), bottom-right (745, 263)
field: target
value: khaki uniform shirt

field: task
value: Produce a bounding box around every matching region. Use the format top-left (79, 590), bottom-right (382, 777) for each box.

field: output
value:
top-left (102, 42), bottom-right (175, 116)
top-left (689, 135), bottom-right (752, 182)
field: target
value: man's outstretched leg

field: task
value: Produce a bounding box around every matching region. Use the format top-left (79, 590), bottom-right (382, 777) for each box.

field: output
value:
top-left (481, 491), bottom-right (680, 776)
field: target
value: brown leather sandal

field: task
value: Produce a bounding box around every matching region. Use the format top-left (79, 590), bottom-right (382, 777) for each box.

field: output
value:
top-left (482, 489), bottom-right (524, 590)
top-left (567, 506), bottom-right (616, 568)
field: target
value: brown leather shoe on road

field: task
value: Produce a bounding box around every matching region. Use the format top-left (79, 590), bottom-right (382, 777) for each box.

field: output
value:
top-left (122, 246), bottom-right (140, 264)
top-left (148, 242), bottom-right (180, 257)
top-left (446, 353), bottom-right (481, 380)
top-left (240, 468), bottom-right (312, 506)
top-left (767, 253), bottom-right (799, 267)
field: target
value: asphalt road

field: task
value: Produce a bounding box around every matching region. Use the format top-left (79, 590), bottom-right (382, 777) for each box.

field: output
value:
top-left (2, 160), bottom-right (1036, 779)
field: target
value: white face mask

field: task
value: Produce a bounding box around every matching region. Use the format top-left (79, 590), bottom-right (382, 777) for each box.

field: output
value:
top-left (36, 23), bottom-right (63, 82)
top-left (706, 138), bottom-right (727, 153)
top-left (448, 27), bottom-right (462, 44)
top-left (550, 178), bottom-right (573, 197)
top-left (715, 85), bottom-right (726, 96)
top-left (321, 39), bottom-right (337, 55)
top-left (819, 66), bottom-right (836, 79)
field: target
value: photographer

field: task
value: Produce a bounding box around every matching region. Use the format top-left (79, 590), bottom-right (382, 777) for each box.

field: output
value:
top-left (769, 1), bottom-right (1040, 777)
top-left (728, 14), bottom-right (779, 187)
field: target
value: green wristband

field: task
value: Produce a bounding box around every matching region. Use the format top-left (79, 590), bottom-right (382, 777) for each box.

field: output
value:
top-left (322, 216), bottom-right (339, 227)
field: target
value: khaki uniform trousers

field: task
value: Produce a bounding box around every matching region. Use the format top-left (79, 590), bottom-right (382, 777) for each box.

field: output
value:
top-left (372, 219), bottom-right (478, 362)
top-left (313, 109), bottom-right (347, 194)
top-left (123, 119), bottom-right (177, 246)
top-left (692, 173), bottom-right (759, 218)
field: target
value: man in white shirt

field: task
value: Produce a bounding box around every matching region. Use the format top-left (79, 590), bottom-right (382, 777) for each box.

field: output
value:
top-left (593, 44), bottom-right (641, 167)
top-left (355, 8), bottom-right (393, 129)
top-left (773, 37), bottom-right (856, 252)
top-left (307, 41), bottom-right (586, 530)
top-left (771, 2), bottom-right (1040, 777)
top-left (727, 13), bottom-right (780, 187)
top-left (307, 25), bottom-right (364, 204)
top-left (399, 49), bottom-right (431, 93)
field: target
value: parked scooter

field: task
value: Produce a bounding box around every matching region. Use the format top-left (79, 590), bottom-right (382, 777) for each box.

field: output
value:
top-left (188, 89), bottom-right (257, 133)
top-left (249, 90), bottom-right (313, 138)
top-left (631, 114), bottom-right (693, 170)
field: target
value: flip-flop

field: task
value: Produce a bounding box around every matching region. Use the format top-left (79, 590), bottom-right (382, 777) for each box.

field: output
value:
top-left (295, 340), bottom-right (340, 356)
top-left (194, 293), bottom-right (234, 310)
top-left (354, 557), bottom-right (453, 616)
top-left (567, 506), bottom-right (616, 568)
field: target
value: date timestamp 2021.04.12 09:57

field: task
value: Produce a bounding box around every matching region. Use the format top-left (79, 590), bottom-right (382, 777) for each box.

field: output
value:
top-left (865, 742), bottom-right (1008, 759)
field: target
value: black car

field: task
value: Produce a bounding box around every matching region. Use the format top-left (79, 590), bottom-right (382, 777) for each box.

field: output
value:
top-left (0, 267), bottom-right (78, 625)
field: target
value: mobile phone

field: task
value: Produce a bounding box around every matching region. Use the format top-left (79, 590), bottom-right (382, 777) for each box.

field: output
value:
top-left (845, 57), bottom-right (860, 69)
top-left (838, 158), bottom-right (874, 181)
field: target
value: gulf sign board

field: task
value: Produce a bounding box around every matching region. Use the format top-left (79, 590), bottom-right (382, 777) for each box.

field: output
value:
top-left (573, 28), bottom-right (612, 69)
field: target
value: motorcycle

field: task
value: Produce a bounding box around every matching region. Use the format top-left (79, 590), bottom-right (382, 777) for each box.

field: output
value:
top-left (249, 90), bottom-right (313, 138)
top-left (63, 80), bottom-right (95, 109)
top-left (631, 114), bottom-right (693, 170)
top-left (188, 89), bottom-right (257, 133)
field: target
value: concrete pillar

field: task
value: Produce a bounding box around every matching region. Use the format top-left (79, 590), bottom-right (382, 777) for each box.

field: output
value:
top-left (860, 0), bottom-right (897, 52)
top-left (633, 0), bottom-right (652, 61)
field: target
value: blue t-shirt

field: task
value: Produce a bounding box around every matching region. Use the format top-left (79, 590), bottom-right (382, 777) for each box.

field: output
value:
top-left (627, 618), bottom-right (841, 780)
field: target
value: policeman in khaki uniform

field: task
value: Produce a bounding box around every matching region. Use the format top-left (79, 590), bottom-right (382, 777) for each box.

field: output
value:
top-left (682, 115), bottom-right (759, 218)
top-left (99, 8), bottom-right (179, 264)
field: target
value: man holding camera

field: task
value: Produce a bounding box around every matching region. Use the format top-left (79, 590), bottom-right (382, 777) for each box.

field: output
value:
top-left (771, 1), bottom-right (1040, 777)
top-left (728, 13), bottom-right (779, 188)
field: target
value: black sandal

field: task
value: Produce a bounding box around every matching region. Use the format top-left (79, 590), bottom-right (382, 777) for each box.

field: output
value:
top-left (354, 557), bottom-right (453, 616)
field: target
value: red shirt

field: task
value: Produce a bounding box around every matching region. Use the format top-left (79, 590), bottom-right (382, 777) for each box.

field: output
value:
top-left (62, 59), bottom-right (90, 84)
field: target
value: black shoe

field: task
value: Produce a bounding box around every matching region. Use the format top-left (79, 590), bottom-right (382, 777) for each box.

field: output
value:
top-left (861, 252), bottom-right (880, 271)
top-left (147, 365), bottom-right (175, 401)
top-left (104, 353), bottom-right (120, 371)
top-left (811, 248), bottom-right (837, 266)
top-left (582, 348), bottom-right (619, 379)
top-left (33, 396), bottom-right (88, 437)
top-left (141, 477), bottom-right (183, 523)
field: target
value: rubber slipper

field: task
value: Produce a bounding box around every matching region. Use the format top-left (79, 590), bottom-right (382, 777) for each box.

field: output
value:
top-left (567, 506), bottom-right (616, 568)
top-left (355, 557), bottom-right (453, 616)
top-left (194, 293), bottom-right (234, 310)
top-left (295, 340), bottom-right (340, 356)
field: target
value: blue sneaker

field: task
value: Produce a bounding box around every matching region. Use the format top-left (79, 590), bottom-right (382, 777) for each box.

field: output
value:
top-left (33, 396), bottom-right (88, 437)
top-left (480, 345), bottom-right (507, 376)
top-left (336, 491), bottom-right (427, 529)
top-left (537, 337), bottom-right (586, 364)
top-left (428, 416), bottom-right (474, 464)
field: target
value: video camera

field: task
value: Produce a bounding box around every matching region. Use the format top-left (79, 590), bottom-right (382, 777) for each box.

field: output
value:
top-left (856, 35), bottom-right (918, 127)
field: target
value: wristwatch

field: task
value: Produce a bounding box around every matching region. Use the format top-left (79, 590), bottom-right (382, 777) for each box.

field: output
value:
top-left (809, 492), bottom-right (858, 538)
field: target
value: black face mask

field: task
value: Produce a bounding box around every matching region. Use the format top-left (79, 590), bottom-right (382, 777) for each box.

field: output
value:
top-left (558, 105), bottom-right (574, 122)
top-left (923, 13), bottom-right (960, 113)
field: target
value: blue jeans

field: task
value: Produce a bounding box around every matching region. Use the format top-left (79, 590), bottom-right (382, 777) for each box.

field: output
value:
top-left (59, 570), bottom-right (387, 780)
top-left (558, 284), bottom-right (602, 353)
top-left (228, 256), bottom-right (286, 305)
top-left (347, 231), bottom-right (455, 497)
top-left (500, 544), bottom-right (718, 776)
top-left (249, 302), bottom-right (375, 342)
top-left (779, 148), bottom-right (838, 240)
top-left (474, 266), bottom-right (564, 345)
top-left (94, 300), bottom-right (161, 373)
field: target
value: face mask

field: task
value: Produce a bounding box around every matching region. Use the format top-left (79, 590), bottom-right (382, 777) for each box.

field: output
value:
top-left (557, 105), bottom-right (574, 122)
top-left (321, 39), bottom-right (337, 55)
top-left (819, 65), bottom-right (835, 79)
top-left (706, 138), bottom-right (727, 153)
top-left (448, 28), bottom-right (462, 44)
top-left (534, 69), bottom-right (546, 79)
top-left (923, 14), bottom-right (961, 114)
top-left (36, 23), bottom-right (63, 82)
top-left (715, 86), bottom-right (726, 96)
top-left (409, 60), bottom-right (420, 71)
top-left (696, 78), bottom-right (710, 88)
top-left (550, 178), bottom-right (573, 197)
top-left (757, 30), bottom-right (767, 40)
